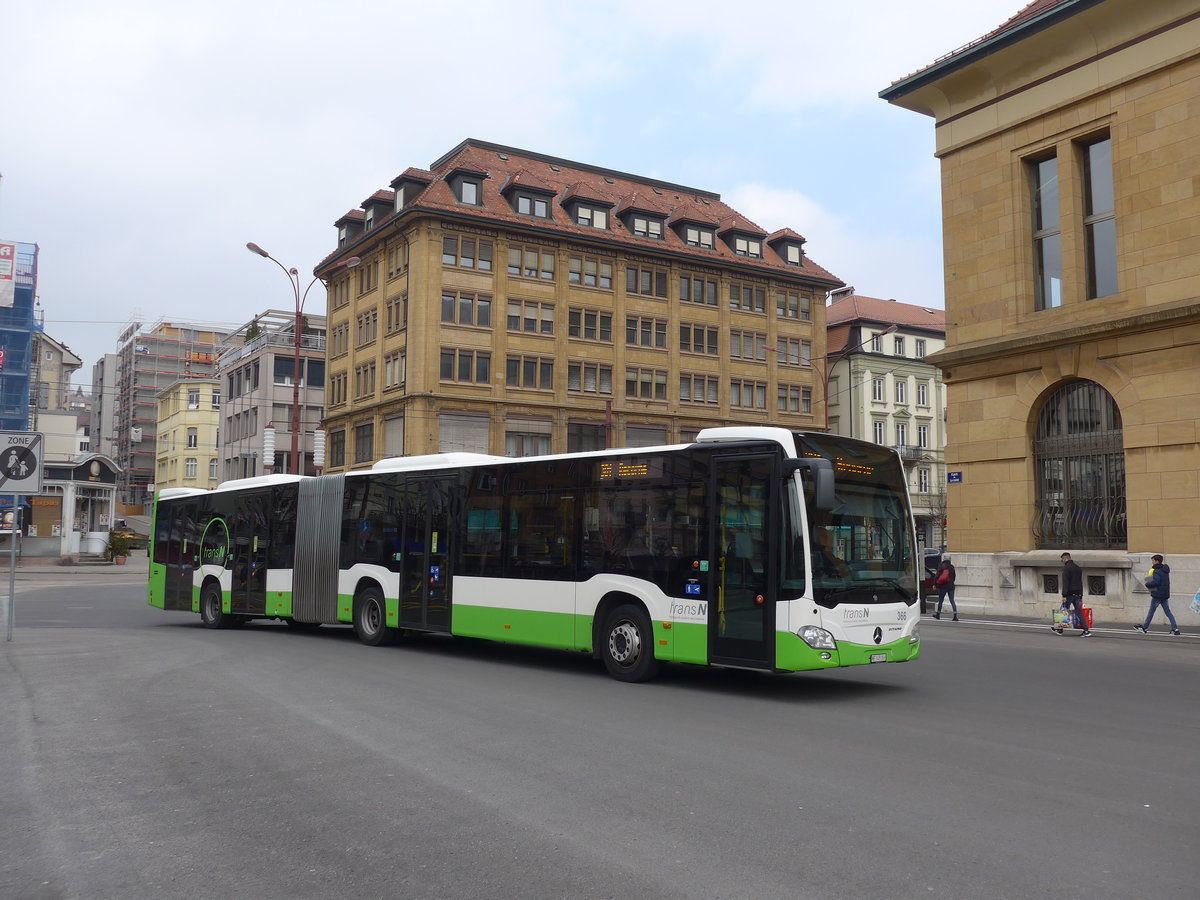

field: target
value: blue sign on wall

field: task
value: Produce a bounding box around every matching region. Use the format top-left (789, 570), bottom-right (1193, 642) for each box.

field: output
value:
top-left (947, 471), bottom-right (963, 484)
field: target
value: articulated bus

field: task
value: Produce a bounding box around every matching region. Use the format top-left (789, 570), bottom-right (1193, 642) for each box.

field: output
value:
top-left (148, 426), bottom-right (921, 681)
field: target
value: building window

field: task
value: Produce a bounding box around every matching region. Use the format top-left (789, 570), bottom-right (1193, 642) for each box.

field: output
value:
top-left (894, 336), bottom-right (905, 356)
top-left (187, 388), bottom-right (200, 409)
top-left (440, 349), bottom-right (490, 384)
top-left (515, 193), bottom-right (551, 218)
top-left (896, 423), bottom-right (908, 446)
top-left (568, 255), bottom-right (613, 289)
top-left (354, 423), bottom-right (374, 464)
top-left (568, 308), bottom-right (612, 342)
top-left (354, 362), bottom-right (376, 398)
top-left (679, 275), bottom-right (718, 306)
top-left (568, 423), bottom-right (606, 452)
top-left (1030, 153), bottom-right (1062, 310)
top-left (680, 374), bottom-right (720, 404)
top-left (684, 226), bottom-right (714, 249)
top-left (355, 309), bottom-right (379, 346)
top-left (1033, 379), bottom-right (1125, 550)
top-left (507, 245), bottom-right (555, 280)
top-left (626, 367), bottom-right (667, 401)
top-left (784, 244), bottom-right (803, 266)
top-left (505, 430), bottom-right (550, 458)
top-left (730, 330), bottom-right (767, 361)
top-left (775, 338), bottom-right (811, 367)
top-left (776, 291), bottom-right (810, 320)
top-left (872, 378), bottom-right (885, 402)
top-left (508, 300), bottom-right (554, 335)
top-left (777, 385), bottom-right (812, 414)
top-left (1081, 135), bottom-right (1116, 299)
top-left (733, 236), bottom-right (762, 258)
top-left (575, 205), bottom-right (608, 229)
top-left (329, 429), bottom-right (345, 468)
top-left (568, 362), bottom-right (612, 395)
top-left (385, 295), bottom-right (407, 334)
top-left (626, 266), bottom-right (668, 298)
top-left (212, 390), bottom-right (221, 409)
top-left (871, 333), bottom-right (884, 352)
top-left (441, 291), bottom-right (492, 327)
top-left (730, 379), bottom-right (766, 409)
top-left (506, 355), bottom-right (554, 390)
top-left (187, 427), bottom-right (198, 449)
top-left (356, 259), bottom-right (379, 295)
top-left (917, 382), bottom-right (929, 407)
top-left (442, 235), bottom-right (493, 271)
top-left (895, 381), bottom-right (907, 404)
top-left (388, 239), bottom-right (409, 276)
top-left (457, 178), bottom-right (482, 205)
top-left (872, 420), bottom-right (885, 444)
top-left (209, 458), bottom-right (219, 479)
top-left (631, 216), bottom-right (663, 239)
top-left (384, 351), bottom-right (405, 391)
top-left (626, 316), bottom-right (667, 349)
top-left (680, 324), bottom-right (719, 356)
top-left (918, 424), bottom-right (929, 448)
top-left (915, 338), bottom-right (926, 358)
top-left (918, 468), bottom-right (930, 494)
top-left (328, 372), bottom-right (347, 406)
top-left (729, 283), bottom-right (766, 313)
top-left (185, 458), bottom-right (197, 479)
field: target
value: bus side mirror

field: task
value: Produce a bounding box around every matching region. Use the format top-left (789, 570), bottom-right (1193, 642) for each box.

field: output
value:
top-left (785, 458), bottom-right (835, 511)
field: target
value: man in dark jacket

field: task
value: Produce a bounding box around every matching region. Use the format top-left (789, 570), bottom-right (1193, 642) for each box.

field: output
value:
top-left (1134, 554), bottom-right (1181, 635)
top-left (1054, 552), bottom-right (1092, 636)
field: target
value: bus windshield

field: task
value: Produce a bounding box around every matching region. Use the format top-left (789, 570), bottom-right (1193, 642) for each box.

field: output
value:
top-left (787, 434), bottom-right (918, 607)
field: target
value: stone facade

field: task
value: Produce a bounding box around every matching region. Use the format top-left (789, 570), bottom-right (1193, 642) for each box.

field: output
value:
top-left (883, 0), bottom-right (1200, 622)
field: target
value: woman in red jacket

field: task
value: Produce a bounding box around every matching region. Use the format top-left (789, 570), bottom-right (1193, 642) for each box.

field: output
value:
top-left (932, 558), bottom-right (957, 621)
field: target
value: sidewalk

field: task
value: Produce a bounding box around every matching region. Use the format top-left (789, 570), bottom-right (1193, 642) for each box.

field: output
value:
top-left (921, 610), bottom-right (1197, 641)
top-left (8, 549), bottom-right (151, 576)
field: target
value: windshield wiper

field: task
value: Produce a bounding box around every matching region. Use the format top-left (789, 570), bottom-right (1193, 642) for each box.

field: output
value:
top-left (854, 577), bottom-right (914, 600)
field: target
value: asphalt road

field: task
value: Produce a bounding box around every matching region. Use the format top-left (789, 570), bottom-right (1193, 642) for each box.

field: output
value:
top-left (2, 576), bottom-right (1197, 899)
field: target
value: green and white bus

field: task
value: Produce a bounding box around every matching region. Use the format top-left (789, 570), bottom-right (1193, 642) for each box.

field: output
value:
top-left (148, 426), bottom-right (921, 681)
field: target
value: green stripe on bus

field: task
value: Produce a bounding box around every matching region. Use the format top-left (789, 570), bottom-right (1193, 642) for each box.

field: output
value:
top-left (776, 632), bottom-right (921, 671)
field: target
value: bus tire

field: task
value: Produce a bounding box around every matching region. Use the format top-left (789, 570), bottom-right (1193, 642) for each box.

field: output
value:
top-left (600, 603), bottom-right (661, 683)
top-left (199, 582), bottom-right (229, 629)
top-left (353, 585), bottom-right (394, 646)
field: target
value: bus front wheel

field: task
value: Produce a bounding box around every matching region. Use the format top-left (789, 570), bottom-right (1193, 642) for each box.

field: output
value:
top-left (601, 604), bottom-right (661, 683)
top-left (354, 586), bottom-right (395, 646)
top-left (199, 583), bottom-right (229, 629)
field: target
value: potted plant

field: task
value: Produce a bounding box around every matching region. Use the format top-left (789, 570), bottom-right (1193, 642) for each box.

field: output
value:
top-left (106, 532), bottom-right (132, 565)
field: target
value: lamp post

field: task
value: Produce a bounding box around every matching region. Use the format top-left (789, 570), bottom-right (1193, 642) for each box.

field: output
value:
top-left (816, 323), bottom-right (898, 430)
top-left (246, 243), bottom-right (359, 475)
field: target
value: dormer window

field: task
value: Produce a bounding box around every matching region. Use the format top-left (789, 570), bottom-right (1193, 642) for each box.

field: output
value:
top-left (338, 224), bottom-right (350, 247)
top-left (632, 215), bottom-right (664, 240)
top-left (458, 178), bottom-right (481, 205)
top-left (785, 244), bottom-right (803, 266)
top-left (364, 208), bottom-right (376, 232)
top-left (575, 204), bottom-right (608, 229)
top-left (733, 236), bottom-right (762, 258)
top-left (684, 226), bottom-right (714, 249)
top-left (515, 193), bottom-right (551, 218)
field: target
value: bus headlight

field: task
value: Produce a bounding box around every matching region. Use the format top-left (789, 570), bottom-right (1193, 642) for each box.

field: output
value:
top-left (797, 625), bottom-right (837, 650)
top-left (910, 624), bottom-right (920, 644)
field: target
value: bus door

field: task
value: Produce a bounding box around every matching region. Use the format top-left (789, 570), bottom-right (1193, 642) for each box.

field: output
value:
top-left (709, 454), bottom-right (775, 668)
top-left (398, 476), bottom-right (454, 632)
top-left (230, 490), bottom-right (269, 616)
top-left (161, 500), bottom-right (197, 611)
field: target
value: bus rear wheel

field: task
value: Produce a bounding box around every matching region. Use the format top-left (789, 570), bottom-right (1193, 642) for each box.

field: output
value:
top-left (199, 582), bottom-right (228, 629)
top-left (601, 603), bottom-right (661, 683)
top-left (354, 585), bottom-right (395, 646)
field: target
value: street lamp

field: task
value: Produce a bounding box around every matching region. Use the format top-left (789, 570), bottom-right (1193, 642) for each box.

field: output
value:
top-left (816, 323), bottom-right (898, 430)
top-left (246, 243), bottom-right (359, 475)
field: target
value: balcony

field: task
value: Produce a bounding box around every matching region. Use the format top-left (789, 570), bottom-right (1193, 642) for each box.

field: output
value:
top-left (893, 444), bottom-right (925, 462)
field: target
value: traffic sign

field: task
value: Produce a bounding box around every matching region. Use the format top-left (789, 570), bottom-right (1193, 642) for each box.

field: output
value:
top-left (0, 432), bottom-right (44, 494)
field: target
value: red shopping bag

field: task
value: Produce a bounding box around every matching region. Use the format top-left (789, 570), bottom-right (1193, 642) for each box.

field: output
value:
top-left (1082, 607), bottom-right (1093, 629)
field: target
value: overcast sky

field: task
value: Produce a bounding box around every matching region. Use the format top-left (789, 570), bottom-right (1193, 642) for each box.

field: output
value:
top-left (1, 0), bottom-right (1024, 389)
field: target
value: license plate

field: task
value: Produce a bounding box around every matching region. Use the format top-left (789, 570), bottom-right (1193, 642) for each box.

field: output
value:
top-left (870, 653), bottom-right (887, 663)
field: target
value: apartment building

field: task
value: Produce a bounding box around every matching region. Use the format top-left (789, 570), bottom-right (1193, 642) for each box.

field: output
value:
top-left (155, 377), bottom-right (221, 491)
top-left (881, 0), bottom-right (1200, 618)
top-left (315, 139), bottom-right (842, 469)
top-left (825, 294), bottom-right (948, 550)
top-left (94, 320), bottom-right (230, 510)
top-left (217, 309), bottom-right (327, 479)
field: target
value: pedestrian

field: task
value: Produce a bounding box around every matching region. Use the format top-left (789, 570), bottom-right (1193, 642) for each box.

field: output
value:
top-left (932, 557), bottom-right (957, 620)
top-left (1054, 551), bottom-right (1092, 636)
top-left (1134, 554), bottom-right (1181, 635)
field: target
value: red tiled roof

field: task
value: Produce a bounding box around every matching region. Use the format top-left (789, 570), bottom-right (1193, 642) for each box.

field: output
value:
top-left (334, 209), bottom-right (365, 226)
top-left (718, 212), bottom-right (767, 237)
top-left (362, 189), bottom-right (394, 207)
top-left (320, 139), bottom-right (842, 284)
top-left (826, 294), bottom-right (946, 331)
top-left (889, 0), bottom-right (1076, 87)
top-left (767, 227), bottom-right (807, 245)
top-left (500, 169), bottom-right (556, 195)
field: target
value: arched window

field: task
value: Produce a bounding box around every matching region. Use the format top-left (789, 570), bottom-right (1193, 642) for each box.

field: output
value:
top-left (1032, 380), bottom-right (1125, 549)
